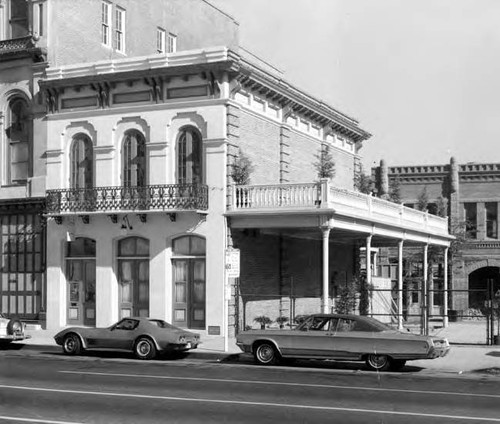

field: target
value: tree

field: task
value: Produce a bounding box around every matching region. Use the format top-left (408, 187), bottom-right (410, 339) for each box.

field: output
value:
top-left (313, 144), bottom-right (335, 180)
top-left (416, 187), bottom-right (429, 212)
top-left (230, 149), bottom-right (254, 185)
top-left (435, 195), bottom-right (448, 217)
top-left (354, 165), bottom-right (373, 194)
top-left (388, 176), bottom-right (402, 203)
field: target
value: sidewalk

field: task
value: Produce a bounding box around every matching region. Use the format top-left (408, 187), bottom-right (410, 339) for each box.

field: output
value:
top-left (17, 327), bottom-right (500, 375)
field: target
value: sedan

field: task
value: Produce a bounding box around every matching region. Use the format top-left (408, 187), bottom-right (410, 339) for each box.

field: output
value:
top-left (236, 313), bottom-right (450, 371)
top-left (54, 317), bottom-right (200, 360)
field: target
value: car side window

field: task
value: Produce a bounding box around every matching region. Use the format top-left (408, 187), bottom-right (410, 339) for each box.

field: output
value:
top-left (309, 317), bottom-right (330, 331)
top-left (115, 319), bottom-right (138, 331)
top-left (336, 319), bottom-right (355, 332)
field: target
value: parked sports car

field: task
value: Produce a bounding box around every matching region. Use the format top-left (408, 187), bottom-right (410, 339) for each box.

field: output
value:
top-left (236, 314), bottom-right (450, 371)
top-left (0, 313), bottom-right (31, 345)
top-left (54, 317), bottom-right (201, 360)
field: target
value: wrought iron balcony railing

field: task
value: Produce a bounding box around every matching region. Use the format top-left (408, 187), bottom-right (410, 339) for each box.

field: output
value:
top-left (46, 184), bottom-right (208, 214)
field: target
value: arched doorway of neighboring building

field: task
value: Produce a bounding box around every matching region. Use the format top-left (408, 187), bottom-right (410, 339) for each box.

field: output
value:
top-left (468, 267), bottom-right (500, 310)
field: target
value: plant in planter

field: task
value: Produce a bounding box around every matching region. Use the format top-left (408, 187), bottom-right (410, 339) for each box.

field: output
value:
top-left (254, 315), bottom-right (273, 330)
top-left (275, 316), bottom-right (289, 329)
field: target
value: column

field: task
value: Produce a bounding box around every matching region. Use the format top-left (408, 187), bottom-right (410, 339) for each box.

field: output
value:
top-left (397, 240), bottom-right (404, 330)
top-left (321, 226), bottom-right (331, 313)
top-left (366, 235), bottom-right (373, 316)
top-left (422, 244), bottom-right (428, 335)
top-left (443, 246), bottom-right (449, 327)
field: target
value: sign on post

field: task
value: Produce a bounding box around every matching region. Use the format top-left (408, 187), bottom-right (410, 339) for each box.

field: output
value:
top-left (225, 248), bottom-right (240, 278)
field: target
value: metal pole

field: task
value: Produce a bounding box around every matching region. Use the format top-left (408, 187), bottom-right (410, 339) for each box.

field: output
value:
top-left (366, 235), bottom-right (373, 317)
top-left (422, 244), bottom-right (428, 335)
top-left (398, 240), bottom-right (404, 330)
top-left (443, 247), bottom-right (449, 328)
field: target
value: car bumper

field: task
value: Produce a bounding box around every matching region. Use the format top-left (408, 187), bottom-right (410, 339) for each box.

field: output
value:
top-left (0, 334), bottom-right (31, 341)
top-left (161, 342), bottom-right (199, 352)
top-left (428, 345), bottom-right (450, 359)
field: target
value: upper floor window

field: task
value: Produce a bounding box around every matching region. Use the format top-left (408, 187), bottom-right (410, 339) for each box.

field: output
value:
top-left (167, 33), bottom-right (177, 53)
top-left (122, 130), bottom-right (146, 187)
top-left (70, 134), bottom-right (93, 189)
top-left (9, 0), bottom-right (29, 38)
top-left (5, 97), bottom-right (31, 184)
top-left (101, 1), bottom-right (111, 46)
top-left (464, 202), bottom-right (477, 239)
top-left (156, 28), bottom-right (166, 53)
top-left (177, 127), bottom-right (202, 185)
top-left (486, 202), bottom-right (498, 239)
top-left (114, 7), bottom-right (125, 53)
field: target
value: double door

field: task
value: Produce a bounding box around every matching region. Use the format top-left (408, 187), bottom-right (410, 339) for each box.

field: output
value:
top-left (172, 259), bottom-right (205, 329)
top-left (118, 259), bottom-right (149, 319)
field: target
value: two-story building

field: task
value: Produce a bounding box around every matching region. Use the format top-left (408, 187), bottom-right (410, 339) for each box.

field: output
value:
top-left (1, 0), bottom-right (453, 341)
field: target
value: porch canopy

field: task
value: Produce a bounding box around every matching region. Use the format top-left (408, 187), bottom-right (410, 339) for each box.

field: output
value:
top-left (226, 180), bottom-right (454, 328)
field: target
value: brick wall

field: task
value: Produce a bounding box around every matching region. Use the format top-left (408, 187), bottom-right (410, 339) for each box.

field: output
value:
top-left (50, 0), bottom-right (239, 66)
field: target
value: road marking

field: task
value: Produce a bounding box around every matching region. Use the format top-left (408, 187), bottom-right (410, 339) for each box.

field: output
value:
top-left (0, 384), bottom-right (498, 422)
top-left (0, 416), bottom-right (82, 424)
top-left (60, 370), bottom-right (500, 399)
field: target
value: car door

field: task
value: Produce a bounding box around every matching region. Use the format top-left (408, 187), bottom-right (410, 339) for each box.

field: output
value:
top-left (328, 317), bottom-right (370, 359)
top-left (287, 316), bottom-right (338, 358)
top-left (92, 319), bottom-right (138, 350)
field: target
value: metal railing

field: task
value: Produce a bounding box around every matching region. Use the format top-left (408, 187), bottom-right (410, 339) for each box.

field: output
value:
top-left (46, 184), bottom-right (208, 214)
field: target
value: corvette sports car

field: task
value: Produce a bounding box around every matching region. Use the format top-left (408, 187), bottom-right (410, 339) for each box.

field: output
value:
top-left (236, 313), bottom-right (450, 371)
top-left (54, 317), bottom-right (200, 360)
top-left (0, 313), bottom-right (31, 345)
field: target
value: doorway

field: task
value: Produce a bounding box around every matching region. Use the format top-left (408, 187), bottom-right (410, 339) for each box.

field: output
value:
top-left (172, 236), bottom-right (206, 329)
top-left (66, 238), bottom-right (96, 326)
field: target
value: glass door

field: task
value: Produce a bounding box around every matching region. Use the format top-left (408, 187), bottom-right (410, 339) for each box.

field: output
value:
top-left (66, 259), bottom-right (96, 326)
top-left (118, 259), bottom-right (149, 318)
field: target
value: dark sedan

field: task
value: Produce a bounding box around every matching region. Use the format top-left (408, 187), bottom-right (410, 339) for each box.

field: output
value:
top-left (236, 314), bottom-right (450, 371)
top-left (54, 317), bottom-right (200, 360)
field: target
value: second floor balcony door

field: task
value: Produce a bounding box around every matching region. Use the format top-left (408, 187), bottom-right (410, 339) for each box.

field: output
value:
top-left (177, 127), bottom-right (202, 185)
top-left (122, 131), bottom-right (147, 209)
top-left (70, 135), bottom-right (93, 209)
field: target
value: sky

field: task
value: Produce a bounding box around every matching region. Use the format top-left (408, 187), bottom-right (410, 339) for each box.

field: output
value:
top-left (210, 0), bottom-right (500, 171)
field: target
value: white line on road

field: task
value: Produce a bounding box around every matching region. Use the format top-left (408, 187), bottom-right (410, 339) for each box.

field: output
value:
top-left (0, 416), bottom-right (82, 424)
top-left (60, 370), bottom-right (500, 399)
top-left (0, 384), bottom-right (499, 422)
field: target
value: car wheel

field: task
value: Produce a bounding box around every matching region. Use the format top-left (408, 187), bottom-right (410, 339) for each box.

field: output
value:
top-left (62, 334), bottom-right (82, 355)
top-left (134, 337), bottom-right (156, 360)
top-left (7, 319), bottom-right (22, 335)
top-left (254, 342), bottom-right (278, 365)
top-left (365, 354), bottom-right (391, 371)
top-left (389, 359), bottom-right (406, 371)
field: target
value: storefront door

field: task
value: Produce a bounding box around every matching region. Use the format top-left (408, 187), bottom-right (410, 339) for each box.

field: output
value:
top-left (66, 259), bottom-right (96, 326)
top-left (172, 258), bottom-right (206, 329)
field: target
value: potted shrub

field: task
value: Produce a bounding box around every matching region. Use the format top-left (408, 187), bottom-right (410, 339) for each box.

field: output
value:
top-left (254, 315), bottom-right (272, 330)
top-left (276, 316), bottom-right (289, 329)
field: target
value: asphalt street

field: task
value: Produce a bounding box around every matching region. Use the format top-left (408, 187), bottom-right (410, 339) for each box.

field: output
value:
top-left (0, 349), bottom-right (499, 424)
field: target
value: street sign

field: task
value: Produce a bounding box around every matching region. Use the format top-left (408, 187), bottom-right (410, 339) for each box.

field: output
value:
top-left (225, 248), bottom-right (240, 278)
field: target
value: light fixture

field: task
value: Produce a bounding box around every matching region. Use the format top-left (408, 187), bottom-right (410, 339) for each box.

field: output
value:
top-left (121, 215), bottom-right (133, 231)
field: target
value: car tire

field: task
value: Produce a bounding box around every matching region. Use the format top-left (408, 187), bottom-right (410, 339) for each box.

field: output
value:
top-left (365, 354), bottom-right (391, 371)
top-left (134, 337), bottom-right (156, 360)
top-left (7, 319), bottom-right (22, 335)
top-left (254, 342), bottom-right (278, 365)
top-left (62, 333), bottom-right (82, 355)
top-left (389, 359), bottom-right (406, 371)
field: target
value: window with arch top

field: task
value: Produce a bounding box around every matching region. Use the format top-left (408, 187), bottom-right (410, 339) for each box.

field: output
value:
top-left (70, 134), bottom-right (93, 189)
top-left (5, 97), bottom-right (32, 184)
top-left (177, 127), bottom-right (202, 185)
top-left (122, 130), bottom-right (146, 187)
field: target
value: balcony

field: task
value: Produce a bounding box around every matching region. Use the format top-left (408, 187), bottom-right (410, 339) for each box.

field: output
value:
top-left (0, 36), bottom-right (46, 62)
top-left (46, 184), bottom-right (208, 215)
top-left (228, 180), bottom-right (451, 238)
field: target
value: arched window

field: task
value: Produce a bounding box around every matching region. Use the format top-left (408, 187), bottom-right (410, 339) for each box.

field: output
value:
top-left (9, 0), bottom-right (29, 38)
top-left (70, 134), bottom-right (93, 189)
top-left (5, 97), bottom-right (31, 184)
top-left (177, 127), bottom-right (202, 184)
top-left (122, 130), bottom-right (146, 187)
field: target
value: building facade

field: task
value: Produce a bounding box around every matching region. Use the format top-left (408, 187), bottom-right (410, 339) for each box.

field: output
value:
top-left (374, 158), bottom-right (500, 322)
top-left (1, 0), bottom-right (453, 340)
